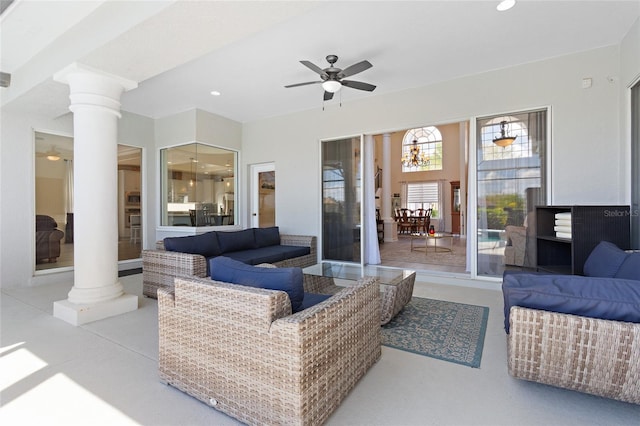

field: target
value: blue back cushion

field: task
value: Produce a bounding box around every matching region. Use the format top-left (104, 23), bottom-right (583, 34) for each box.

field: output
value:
top-left (583, 241), bottom-right (628, 278)
top-left (615, 252), bottom-right (640, 281)
top-left (164, 232), bottom-right (221, 258)
top-left (209, 256), bottom-right (304, 311)
top-left (298, 293), bottom-right (332, 312)
top-left (216, 229), bottom-right (257, 253)
top-left (502, 272), bottom-right (640, 333)
top-left (254, 226), bottom-right (281, 248)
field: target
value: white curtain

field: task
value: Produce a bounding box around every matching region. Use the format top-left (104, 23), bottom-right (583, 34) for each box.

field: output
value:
top-left (64, 159), bottom-right (74, 214)
top-left (363, 135), bottom-right (381, 264)
top-left (400, 181), bottom-right (408, 208)
top-left (437, 179), bottom-right (446, 231)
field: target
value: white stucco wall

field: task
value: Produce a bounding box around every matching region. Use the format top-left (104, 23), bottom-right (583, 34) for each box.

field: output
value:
top-left (3, 38), bottom-right (638, 288)
top-left (0, 110), bottom-right (155, 288)
top-left (241, 45), bottom-right (628, 239)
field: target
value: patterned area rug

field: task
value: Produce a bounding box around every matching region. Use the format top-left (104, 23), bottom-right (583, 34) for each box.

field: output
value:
top-left (379, 237), bottom-right (466, 267)
top-left (382, 297), bottom-right (489, 368)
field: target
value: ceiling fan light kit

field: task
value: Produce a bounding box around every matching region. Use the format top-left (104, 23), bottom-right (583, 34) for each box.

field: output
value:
top-left (321, 80), bottom-right (342, 93)
top-left (285, 54), bottom-right (376, 103)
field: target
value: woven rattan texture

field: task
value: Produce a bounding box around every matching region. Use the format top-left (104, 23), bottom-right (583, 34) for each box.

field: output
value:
top-left (302, 272), bottom-right (416, 325)
top-left (143, 234), bottom-right (317, 298)
top-left (158, 276), bottom-right (381, 425)
top-left (507, 306), bottom-right (640, 404)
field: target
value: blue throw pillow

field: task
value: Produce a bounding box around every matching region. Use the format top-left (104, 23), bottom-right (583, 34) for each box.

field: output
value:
top-left (583, 241), bottom-right (628, 278)
top-left (209, 256), bottom-right (304, 311)
top-left (164, 232), bottom-right (221, 258)
top-left (216, 229), bottom-right (257, 253)
top-left (615, 252), bottom-right (640, 281)
top-left (254, 226), bottom-right (281, 248)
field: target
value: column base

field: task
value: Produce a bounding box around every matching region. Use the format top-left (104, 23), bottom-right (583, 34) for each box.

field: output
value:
top-left (53, 294), bottom-right (138, 326)
top-left (384, 220), bottom-right (398, 242)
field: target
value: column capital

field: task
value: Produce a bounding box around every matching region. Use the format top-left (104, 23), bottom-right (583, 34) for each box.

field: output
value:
top-left (54, 63), bottom-right (138, 116)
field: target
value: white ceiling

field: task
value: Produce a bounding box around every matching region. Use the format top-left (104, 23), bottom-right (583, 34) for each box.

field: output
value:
top-left (2, 1), bottom-right (639, 123)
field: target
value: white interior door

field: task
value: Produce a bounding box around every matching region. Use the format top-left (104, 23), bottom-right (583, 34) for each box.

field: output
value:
top-left (250, 163), bottom-right (276, 228)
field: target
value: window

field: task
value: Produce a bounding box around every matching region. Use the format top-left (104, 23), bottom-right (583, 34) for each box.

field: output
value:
top-left (321, 137), bottom-right (361, 262)
top-left (476, 109), bottom-right (547, 277)
top-left (406, 181), bottom-right (439, 219)
top-left (401, 126), bottom-right (443, 172)
top-left (35, 132), bottom-right (143, 272)
top-left (160, 143), bottom-right (237, 227)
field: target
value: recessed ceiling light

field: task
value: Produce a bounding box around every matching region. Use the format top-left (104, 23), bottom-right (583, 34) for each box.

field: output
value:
top-left (497, 0), bottom-right (515, 11)
top-left (210, 90), bottom-right (221, 96)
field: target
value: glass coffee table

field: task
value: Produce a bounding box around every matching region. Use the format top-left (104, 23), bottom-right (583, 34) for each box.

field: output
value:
top-left (302, 262), bottom-right (416, 325)
top-left (411, 232), bottom-right (454, 253)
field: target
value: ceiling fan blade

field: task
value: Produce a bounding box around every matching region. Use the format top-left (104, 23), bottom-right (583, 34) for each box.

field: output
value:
top-left (341, 80), bottom-right (376, 92)
top-left (338, 60), bottom-right (372, 78)
top-left (300, 60), bottom-right (329, 78)
top-left (285, 81), bottom-right (322, 88)
top-left (324, 91), bottom-right (334, 101)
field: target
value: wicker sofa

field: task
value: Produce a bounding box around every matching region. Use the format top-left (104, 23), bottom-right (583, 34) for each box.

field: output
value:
top-left (142, 227), bottom-right (316, 298)
top-left (503, 242), bottom-right (640, 404)
top-left (158, 275), bottom-right (381, 425)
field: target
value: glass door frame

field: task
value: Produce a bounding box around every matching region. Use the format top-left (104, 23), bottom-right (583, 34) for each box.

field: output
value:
top-left (319, 134), bottom-right (365, 265)
top-left (469, 106), bottom-right (552, 281)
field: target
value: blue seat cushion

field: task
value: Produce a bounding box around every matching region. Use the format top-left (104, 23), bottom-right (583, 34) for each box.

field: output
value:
top-left (216, 229), bottom-right (257, 253)
top-left (615, 252), bottom-right (640, 281)
top-left (254, 226), bottom-right (281, 248)
top-left (223, 245), bottom-right (310, 266)
top-left (164, 232), bottom-right (221, 258)
top-left (502, 272), bottom-right (640, 333)
top-left (209, 256), bottom-right (304, 311)
top-left (583, 241), bottom-right (628, 278)
top-left (298, 293), bottom-right (332, 312)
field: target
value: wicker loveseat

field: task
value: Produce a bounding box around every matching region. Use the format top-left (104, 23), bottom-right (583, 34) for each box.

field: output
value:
top-left (142, 227), bottom-right (316, 298)
top-left (503, 242), bottom-right (640, 404)
top-left (158, 274), bottom-right (381, 425)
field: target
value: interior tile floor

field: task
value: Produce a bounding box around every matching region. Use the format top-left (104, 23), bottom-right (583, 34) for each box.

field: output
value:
top-left (2, 274), bottom-right (638, 425)
top-left (36, 239), bottom-right (142, 271)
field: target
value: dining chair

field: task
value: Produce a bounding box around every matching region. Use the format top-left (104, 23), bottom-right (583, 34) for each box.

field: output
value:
top-left (397, 209), bottom-right (414, 235)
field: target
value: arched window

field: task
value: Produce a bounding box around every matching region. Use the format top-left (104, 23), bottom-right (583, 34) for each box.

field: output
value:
top-left (401, 126), bottom-right (443, 172)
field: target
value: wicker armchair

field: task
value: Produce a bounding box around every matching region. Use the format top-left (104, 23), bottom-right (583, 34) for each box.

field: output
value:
top-left (143, 234), bottom-right (316, 298)
top-left (158, 275), bottom-right (381, 425)
top-left (507, 306), bottom-right (640, 405)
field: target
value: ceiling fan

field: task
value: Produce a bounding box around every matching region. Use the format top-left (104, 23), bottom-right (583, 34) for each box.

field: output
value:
top-left (285, 54), bottom-right (376, 101)
top-left (36, 145), bottom-right (62, 161)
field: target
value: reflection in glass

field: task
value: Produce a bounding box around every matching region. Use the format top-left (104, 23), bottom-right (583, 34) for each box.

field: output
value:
top-left (476, 110), bottom-right (547, 277)
top-left (160, 143), bottom-right (237, 227)
top-left (258, 171), bottom-right (275, 227)
top-left (322, 137), bottom-right (361, 262)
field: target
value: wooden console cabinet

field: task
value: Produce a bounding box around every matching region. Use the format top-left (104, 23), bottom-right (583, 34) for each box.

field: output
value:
top-left (536, 205), bottom-right (630, 275)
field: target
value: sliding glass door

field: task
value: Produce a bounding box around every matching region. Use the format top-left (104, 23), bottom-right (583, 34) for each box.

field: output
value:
top-left (321, 136), bottom-right (362, 262)
top-left (34, 131), bottom-right (143, 272)
top-left (476, 109), bottom-right (548, 277)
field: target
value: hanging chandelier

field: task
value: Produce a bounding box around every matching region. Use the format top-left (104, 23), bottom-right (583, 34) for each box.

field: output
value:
top-left (401, 139), bottom-right (429, 167)
top-left (493, 120), bottom-right (517, 147)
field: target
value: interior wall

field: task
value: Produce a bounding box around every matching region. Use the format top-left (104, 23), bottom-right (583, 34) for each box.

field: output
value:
top-left (373, 122), bottom-right (463, 232)
top-left (242, 46), bottom-right (627, 242)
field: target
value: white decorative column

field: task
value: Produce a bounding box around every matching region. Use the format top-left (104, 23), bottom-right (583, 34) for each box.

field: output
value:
top-left (53, 63), bottom-right (138, 326)
top-left (382, 133), bottom-right (397, 241)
